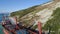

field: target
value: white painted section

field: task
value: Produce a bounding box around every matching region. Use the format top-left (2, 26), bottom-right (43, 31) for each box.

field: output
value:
top-left (9, 17), bottom-right (16, 25)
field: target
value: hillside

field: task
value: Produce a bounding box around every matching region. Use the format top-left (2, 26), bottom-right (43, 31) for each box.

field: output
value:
top-left (10, 0), bottom-right (60, 33)
top-left (10, 5), bottom-right (40, 17)
top-left (10, 0), bottom-right (53, 18)
top-left (43, 7), bottom-right (60, 34)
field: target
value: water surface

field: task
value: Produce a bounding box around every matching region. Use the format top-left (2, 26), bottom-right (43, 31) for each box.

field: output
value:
top-left (0, 25), bottom-right (4, 34)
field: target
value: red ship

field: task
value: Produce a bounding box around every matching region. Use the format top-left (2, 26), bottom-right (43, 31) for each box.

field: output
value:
top-left (2, 16), bottom-right (42, 34)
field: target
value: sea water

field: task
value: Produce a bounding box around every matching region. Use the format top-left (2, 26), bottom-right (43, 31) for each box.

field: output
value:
top-left (0, 25), bottom-right (4, 34)
top-left (0, 13), bottom-right (9, 34)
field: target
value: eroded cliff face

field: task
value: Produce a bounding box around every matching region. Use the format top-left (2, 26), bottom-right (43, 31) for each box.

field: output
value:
top-left (36, 1), bottom-right (60, 24)
top-left (19, 0), bottom-right (60, 29)
top-left (10, 0), bottom-right (60, 29)
top-left (34, 1), bottom-right (60, 29)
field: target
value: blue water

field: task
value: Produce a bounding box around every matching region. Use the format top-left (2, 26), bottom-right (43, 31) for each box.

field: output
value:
top-left (0, 13), bottom-right (9, 22)
top-left (0, 13), bottom-right (9, 34)
top-left (0, 25), bottom-right (4, 34)
top-left (0, 14), bottom-right (3, 22)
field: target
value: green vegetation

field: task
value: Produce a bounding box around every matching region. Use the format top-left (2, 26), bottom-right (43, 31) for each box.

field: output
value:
top-left (10, 0), bottom-right (52, 18)
top-left (10, 4), bottom-right (60, 34)
top-left (10, 5), bottom-right (45, 28)
top-left (33, 25), bottom-right (38, 29)
top-left (10, 5), bottom-right (39, 18)
top-left (43, 7), bottom-right (60, 34)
